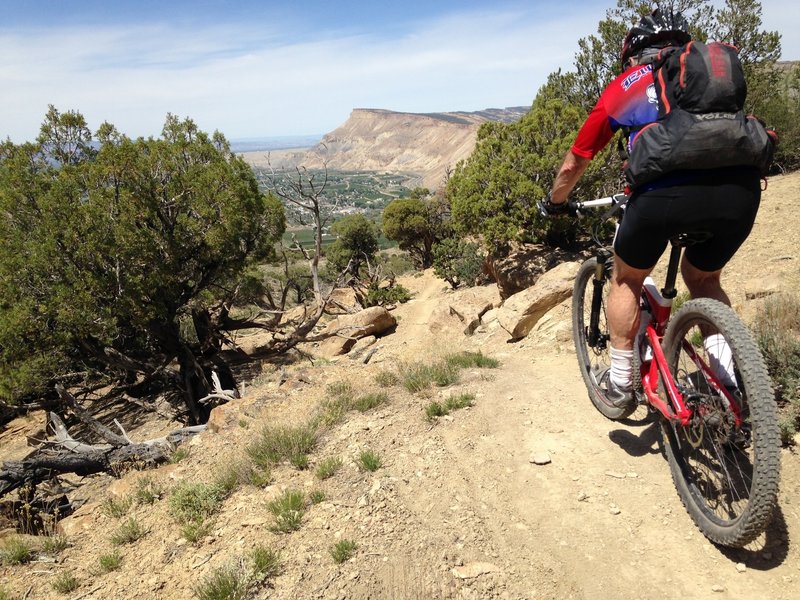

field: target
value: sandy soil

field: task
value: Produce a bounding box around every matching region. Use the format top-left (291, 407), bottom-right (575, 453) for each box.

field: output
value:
top-left (1, 172), bottom-right (799, 599)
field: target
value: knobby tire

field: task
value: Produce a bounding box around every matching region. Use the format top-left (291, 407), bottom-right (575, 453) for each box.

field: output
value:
top-left (661, 298), bottom-right (780, 547)
top-left (572, 257), bottom-right (635, 420)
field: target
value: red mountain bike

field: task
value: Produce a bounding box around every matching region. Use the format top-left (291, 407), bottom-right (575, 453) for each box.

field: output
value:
top-left (571, 193), bottom-right (780, 548)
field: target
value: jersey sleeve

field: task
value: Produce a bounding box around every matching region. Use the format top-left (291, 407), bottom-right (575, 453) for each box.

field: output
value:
top-left (571, 96), bottom-right (615, 159)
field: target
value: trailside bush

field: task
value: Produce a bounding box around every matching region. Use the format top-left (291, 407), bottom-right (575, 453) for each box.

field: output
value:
top-left (432, 238), bottom-right (486, 289)
top-left (446, 97), bottom-right (616, 253)
top-left (753, 293), bottom-right (800, 443)
top-left (360, 282), bottom-right (412, 307)
top-left (0, 107), bottom-right (285, 413)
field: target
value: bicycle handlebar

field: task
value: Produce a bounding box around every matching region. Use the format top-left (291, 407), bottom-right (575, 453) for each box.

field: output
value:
top-left (570, 193), bottom-right (628, 213)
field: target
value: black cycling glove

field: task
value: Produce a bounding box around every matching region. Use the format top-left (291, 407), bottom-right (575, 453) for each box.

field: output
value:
top-left (537, 193), bottom-right (571, 217)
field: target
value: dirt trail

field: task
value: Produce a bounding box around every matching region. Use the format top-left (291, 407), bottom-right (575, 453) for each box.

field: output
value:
top-left (370, 266), bottom-right (800, 600)
top-left (2, 174), bottom-right (799, 599)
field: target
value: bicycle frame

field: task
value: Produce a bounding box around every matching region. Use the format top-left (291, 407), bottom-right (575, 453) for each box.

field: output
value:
top-left (578, 194), bottom-right (744, 427)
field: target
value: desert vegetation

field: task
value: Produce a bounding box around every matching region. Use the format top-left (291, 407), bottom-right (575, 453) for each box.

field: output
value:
top-left (0, 1), bottom-right (798, 598)
top-left (753, 293), bottom-right (800, 442)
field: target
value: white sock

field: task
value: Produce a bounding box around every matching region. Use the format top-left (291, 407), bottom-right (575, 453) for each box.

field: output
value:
top-left (704, 333), bottom-right (737, 387)
top-left (610, 347), bottom-right (634, 391)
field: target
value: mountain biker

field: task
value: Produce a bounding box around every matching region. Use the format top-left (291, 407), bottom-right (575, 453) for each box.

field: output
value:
top-left (540, 8), bottom-right (765, 410)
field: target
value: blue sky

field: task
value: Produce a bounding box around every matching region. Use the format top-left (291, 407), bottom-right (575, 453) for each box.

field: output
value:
top-left (2, 1), bottom-right (797, 143)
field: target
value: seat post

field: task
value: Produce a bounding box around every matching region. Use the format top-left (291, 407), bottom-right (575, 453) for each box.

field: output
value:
top-left (661, 242), bottom-right (682, 300)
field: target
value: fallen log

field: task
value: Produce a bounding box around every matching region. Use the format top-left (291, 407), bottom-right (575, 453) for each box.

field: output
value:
top-left (0, 412), bottom-right (205, 498)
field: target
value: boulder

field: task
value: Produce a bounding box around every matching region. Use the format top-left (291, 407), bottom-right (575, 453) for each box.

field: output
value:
top-left (207, 398), bottom-right (245, 433)
top-left (428, 285), bottom-right (501, 336)
top-left (315, 334), bottom-right (357, 357)
top-left (325, 287), bottom-right (360, 314)
top-left (316, 307), bottom-right (396, 357)
top-left (449, 286), bottom-right (502, 335)
top-left (322, 306), bottom-right (396, 338)
top-left (348, 335), bottom-right (378, 360)
top-left (487, 242), bottom-right (580, 299)
top-left (57, 504), bottom-right (97, 536)
top-left (497, 261), bottom-right (580, 340)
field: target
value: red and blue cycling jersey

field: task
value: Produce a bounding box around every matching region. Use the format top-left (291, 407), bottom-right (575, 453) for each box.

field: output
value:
top-left (572, 64), bottom-right (659, 159)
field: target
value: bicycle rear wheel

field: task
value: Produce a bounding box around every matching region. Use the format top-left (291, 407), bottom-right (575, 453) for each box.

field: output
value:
top-left (572, 256), bottom-right (635, 420)
top-left (661, 298), bottom-right (780, 547)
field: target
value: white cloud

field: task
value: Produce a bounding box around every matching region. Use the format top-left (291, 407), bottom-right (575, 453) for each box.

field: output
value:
top-left (1, 2), bottom-right (796, 143)
top-left (0, 7), bottom-right (599, 142)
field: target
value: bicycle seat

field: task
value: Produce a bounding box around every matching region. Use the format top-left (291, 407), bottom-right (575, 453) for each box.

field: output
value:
top-left (670, 231), bottom-right (713, 247)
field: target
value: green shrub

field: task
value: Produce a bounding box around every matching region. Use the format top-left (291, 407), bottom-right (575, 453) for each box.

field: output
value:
top-left (330, 539), bottom-right (357, 564)
top-left (315, 397), bottom-right (350, 428)
top-left (753, 293), bottom-right (800, 443)
top-left (267, 489), bottom-right (306, 533)
top-left (169, 481), bottom-right (231, 528)
top-left (170, 447), bottom-right (190, 463)
top-left (445, 392), bottom-right (475, 411)
top-left (51, 571), bottom-right (79, 594)
top-left (401, 352), bottom-right (499, 394)
top-left (671, 290), bottom-right (691, 313)
top-left (0, 536), bottom-right (34, 565)
top-left (374, 370), bottom-right (400, 387)
top-left (357, 449), bottom-right (382, 472)
top-left (245, 465), bottom-right (272, 488)
top-left (400, 362), bottom-right (459, 392)
top-left (432, 238), bottom-right (486, 289)
top-left (181, 521), bottom-right (212, 544)
top-left (134, 476), bottom-right (163, 505)
top-left (250, 545), bottom-right (282, 581)
top-left (315, 456), bottom-right (343, 480)
top-left (42, 534), bottom-right (69, 555)
top-left (425, 393), bottom-right (475, 421)
top-left (246, 424), bottom-right (318, 469)
top-left (193, 563), bottom-right (248, 600)
top-left (213, 464), bottom-right (243, 495)
top-left (353, 392), bottom-right (389, 412)
top-left (101, 495), bottom-right (132, 518)
top-left (361, 282), bottom-right (412, 307)
top-left (425, 401), bottom-right (447, 421)
top-left (445, 351), bottom-right (500, 369)
top-left (376, 251), bottom-right (416, 276)
top-left (327, 380), bottom-right (354, 398)
top-left (111, 518), bottom-right (145, 546)
top-left (98, 550), bottom-right (123, 572)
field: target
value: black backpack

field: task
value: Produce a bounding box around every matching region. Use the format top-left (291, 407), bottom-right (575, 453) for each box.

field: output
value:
top-left (625, 41), bottom-right (776, 187)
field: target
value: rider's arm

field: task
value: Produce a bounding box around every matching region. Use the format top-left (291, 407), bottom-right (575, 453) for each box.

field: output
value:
top-left (550, 151), bottom-right (592, 204)
top-left (548, 89), bottom-right (617, 205)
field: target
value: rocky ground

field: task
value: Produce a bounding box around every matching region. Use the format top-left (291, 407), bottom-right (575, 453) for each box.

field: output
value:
top-left (1, 172), bottom-right (799, 599)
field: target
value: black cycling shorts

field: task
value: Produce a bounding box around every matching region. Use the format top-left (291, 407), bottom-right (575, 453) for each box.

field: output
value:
top-left (614, 169), bottom-right (762, 272)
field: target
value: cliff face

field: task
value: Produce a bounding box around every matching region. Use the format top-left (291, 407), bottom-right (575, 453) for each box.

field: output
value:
top-left (242, 107), bottom-right (528, 190)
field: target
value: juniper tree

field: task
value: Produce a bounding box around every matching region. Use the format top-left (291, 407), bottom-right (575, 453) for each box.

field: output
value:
top-left (445, 0), bottom-right (786, 251)
top-left (382, 188), bottom-right (450, 269)
top-left (0, 107), bottom-right (285, 422)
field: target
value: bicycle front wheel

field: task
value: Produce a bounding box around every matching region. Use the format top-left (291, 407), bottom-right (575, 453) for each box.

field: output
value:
top-left (572, 256), bottom-right (635, 420)
top-left (661, 298), bottom-right (780, 547)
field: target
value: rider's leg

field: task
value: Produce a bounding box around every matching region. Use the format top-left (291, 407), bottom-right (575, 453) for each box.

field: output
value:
top-left (681, 259), bottom-right (737, 386)
top-left (607, 254), bottom-right (652, 390)
top-left (680, 258), bottom-right (730, 306)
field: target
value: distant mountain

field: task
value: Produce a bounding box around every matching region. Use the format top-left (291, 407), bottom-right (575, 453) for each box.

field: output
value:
top-left (229, 135), bottom-right (322, 153)
top-left (240, 106), bottom-right (529, 190)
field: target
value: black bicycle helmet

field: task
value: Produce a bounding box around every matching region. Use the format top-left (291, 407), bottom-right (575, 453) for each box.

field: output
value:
top-left (620, 7), bottom-right (691, 68)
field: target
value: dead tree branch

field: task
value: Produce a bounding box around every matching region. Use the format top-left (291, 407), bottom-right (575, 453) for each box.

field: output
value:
top-left (0, 411), bottom-right (205, 499)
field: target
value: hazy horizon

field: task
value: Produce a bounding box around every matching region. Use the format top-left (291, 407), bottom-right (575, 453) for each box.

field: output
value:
top-left (3, 1), bottom-right (797, 144)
